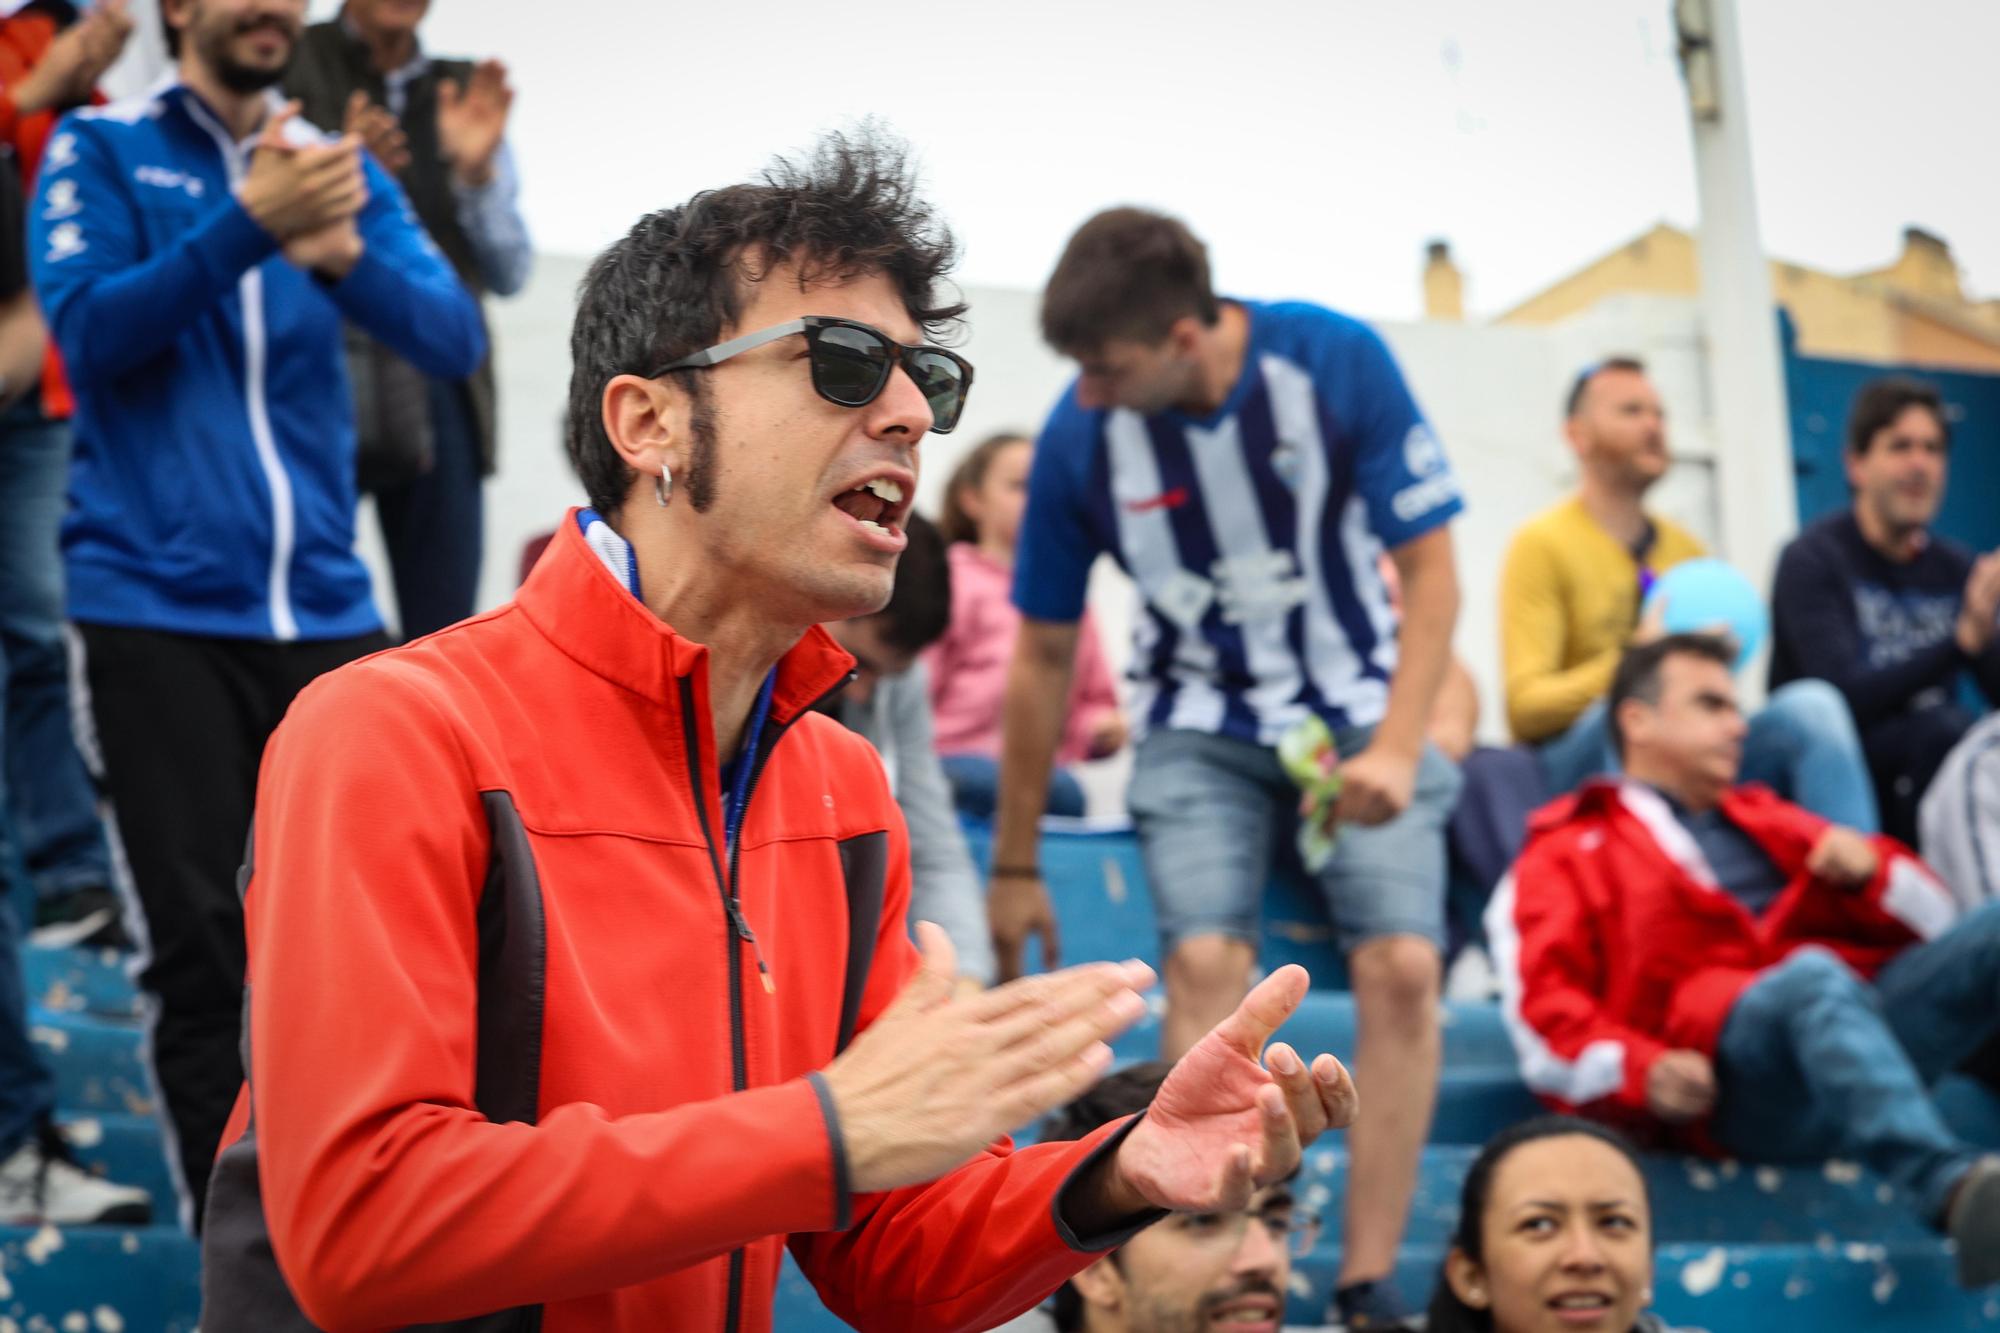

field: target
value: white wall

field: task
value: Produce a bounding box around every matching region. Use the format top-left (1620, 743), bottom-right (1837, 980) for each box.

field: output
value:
top-left (411, 262), bottom-right (1732, 782)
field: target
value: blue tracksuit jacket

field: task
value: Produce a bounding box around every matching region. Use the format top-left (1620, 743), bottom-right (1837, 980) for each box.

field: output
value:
top-left (29, 79), bottom-right (486, 641)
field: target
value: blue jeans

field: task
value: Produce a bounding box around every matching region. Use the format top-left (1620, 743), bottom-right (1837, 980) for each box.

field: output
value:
top-left (374, 379), bottom-right (485, 641)
top-left (1710, 902), bottom-right (2000, 1224)
top-left (0, 403), bottom-right (110, 901)
top-left (940, 752), bottom-right (1086, 820)
top-left (0, 864), bottom-right (52, 1157)
top-left (1538, 678), bottom-right (1880, 833)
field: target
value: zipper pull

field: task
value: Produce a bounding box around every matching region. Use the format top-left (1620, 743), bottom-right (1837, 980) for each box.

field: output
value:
top-left (729, 899), bottom-right (777, 994)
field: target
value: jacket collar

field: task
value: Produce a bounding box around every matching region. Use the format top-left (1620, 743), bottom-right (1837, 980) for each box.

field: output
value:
top-left (515, 508), bottom-right (855, 725)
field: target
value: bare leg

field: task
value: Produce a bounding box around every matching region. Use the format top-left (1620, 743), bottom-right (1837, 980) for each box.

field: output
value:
top-left (1339, 934), bottom-right (1441, 1286)
top-left (1161, 934), bottom-right (1256, 1062)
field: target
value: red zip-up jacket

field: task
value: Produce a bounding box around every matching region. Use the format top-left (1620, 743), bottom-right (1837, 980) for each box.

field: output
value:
top-left (1487, 779), bottom-right (1956, 1136)
top-left (200, 511), bottom-right (1143, 1332)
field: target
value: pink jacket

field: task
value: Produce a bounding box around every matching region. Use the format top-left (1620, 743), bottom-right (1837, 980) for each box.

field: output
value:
top-left (923, 544), bottom-right (1121, 768)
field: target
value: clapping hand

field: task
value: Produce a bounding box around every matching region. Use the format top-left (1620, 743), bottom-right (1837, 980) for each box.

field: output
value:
top-left (343, 90), bottom-right (411, 174)
top-left (1115, 965), bottom-right (1356, 1212)
top-left (438, 59), bottom-right (513, 189)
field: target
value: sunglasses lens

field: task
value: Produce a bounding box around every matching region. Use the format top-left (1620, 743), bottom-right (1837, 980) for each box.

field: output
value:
top-left (811, 324), bottom-right (891, 406)
top-left (907, 350), bottom-right (968, 431)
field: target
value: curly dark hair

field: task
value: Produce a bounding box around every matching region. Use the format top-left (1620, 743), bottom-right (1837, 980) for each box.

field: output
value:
top-left (564, 127), bottom-right (965, 515)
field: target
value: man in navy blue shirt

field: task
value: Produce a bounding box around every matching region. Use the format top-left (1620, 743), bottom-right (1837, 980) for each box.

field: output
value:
top-left (989, 208), bottom-right (1463, 1329)
top-left (1769, 377), bottom-right (2000, 845)
top-left (29, 0), bottom-right (483, 1229)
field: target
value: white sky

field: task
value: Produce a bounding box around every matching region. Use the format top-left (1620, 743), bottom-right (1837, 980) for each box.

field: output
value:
top-left (304, 0), bottom-right (1998, 322)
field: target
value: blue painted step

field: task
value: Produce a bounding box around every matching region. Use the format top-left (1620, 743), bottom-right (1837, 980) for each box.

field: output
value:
top-left (1109, 992), bottom-right (1518, 1071)
top-left (56, 1113), bottom-right (176, 1216)
top-left (0, 1223), bottom-right (198, 1333)
top-left (775, 1237), bottom-right (1999, 1332)
top-left (24, 943), bottom-right (141, 1022)
top-left (1291, 1146), bottom-right (1931, 1247)
top-left (961, 821), bottom-right (1352, 986)
top-left (27, 1010), bottom-right (152, 1117)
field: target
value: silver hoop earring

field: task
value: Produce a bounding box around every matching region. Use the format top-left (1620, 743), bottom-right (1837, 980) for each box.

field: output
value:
top-left (656, 465), bottom-right (673, 508)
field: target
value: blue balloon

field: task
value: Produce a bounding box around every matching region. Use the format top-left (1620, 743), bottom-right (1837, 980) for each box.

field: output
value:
top-left (1643, 558), bottom-right (1769, 671)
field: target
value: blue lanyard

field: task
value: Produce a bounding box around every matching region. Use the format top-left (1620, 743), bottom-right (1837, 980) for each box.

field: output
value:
top-left (723, 670), bottom-right (778, 855)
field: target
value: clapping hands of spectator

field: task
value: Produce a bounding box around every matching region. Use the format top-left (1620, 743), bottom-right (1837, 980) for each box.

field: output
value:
top-left (437, 59), bottom-right (512, 189)
top-left (1644, 1049), bottom-right (1716, 1124)
top-left (1806, 826), bottom-right (1880, 890)
top-left (10, 0), bottom-right (134, 116)
top-left (821, 922), bottom-right (1153, 1193)
top-left (1956, 552), bottom-right (2000, 657)
top-left (239, 105), bottom-right (369, 278)
top-left (343, 90), bottom-right (411, 175)
top-left (1113, 964), bottom-right (1356, 1213)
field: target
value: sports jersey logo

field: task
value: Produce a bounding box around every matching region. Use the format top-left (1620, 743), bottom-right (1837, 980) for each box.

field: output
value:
top-left (1270, 441), bottom-right (1301, 492)
top-left (44, 133), bottom-right (76, 171)
top-left (42, 179), bottom-right (80, 220)
top-left (134, 165), bottom-right (206, 199)
top-left (45, 222), bottom-right (86, 262)
top-left (1124, 487), bottom-right (1190, 514)
top-left (1404, 423), bottom-right (1445, 477)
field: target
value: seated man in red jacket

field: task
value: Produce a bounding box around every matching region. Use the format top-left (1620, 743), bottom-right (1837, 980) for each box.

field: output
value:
top-left (196, 130), bottom-right (1361, 1332)
top-left (1489, 632), bottom-right (2000, 1288)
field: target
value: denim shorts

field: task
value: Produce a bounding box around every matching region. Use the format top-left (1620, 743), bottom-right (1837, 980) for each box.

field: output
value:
top-left (1125, 726), bottom-right (1461, 956)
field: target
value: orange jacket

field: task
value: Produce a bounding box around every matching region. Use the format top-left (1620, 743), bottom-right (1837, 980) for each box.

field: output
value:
top-left (201, 512), bottom-right (1135, 1332)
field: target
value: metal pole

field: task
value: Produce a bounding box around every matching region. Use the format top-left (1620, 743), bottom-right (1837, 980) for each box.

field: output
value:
top-left (1676, 0), bottom-right (1798, 599)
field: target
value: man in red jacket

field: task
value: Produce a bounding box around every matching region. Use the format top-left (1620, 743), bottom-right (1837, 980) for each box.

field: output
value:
top-left (1490, 633), bottom-right (2000, 1287)
top-left (197, 131), bottom-right (1361, 1332)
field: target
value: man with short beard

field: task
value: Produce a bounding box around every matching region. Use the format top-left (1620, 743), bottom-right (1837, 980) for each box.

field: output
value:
top-left (27, 0), bottom-right (483, 1228)
top-left (1500, 358), bottom-right (1878, 831)
top-left (284, 0), bottom-right (529, 638)
top-left (1007, 1064), bottom-right (1326, 1333)
top-left (1769, 376), bottom-right (2000, 844)
top-left (197, 135), bottom-right (1360, 1332)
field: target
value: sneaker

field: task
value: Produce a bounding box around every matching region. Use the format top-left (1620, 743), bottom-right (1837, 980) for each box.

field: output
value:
top-left (1947, 1155), bottom-right (2000, 1287)
top-left (30, 885), bottom-right (133, 952)
top-left (0, 1131), bottom-right (151, 1226)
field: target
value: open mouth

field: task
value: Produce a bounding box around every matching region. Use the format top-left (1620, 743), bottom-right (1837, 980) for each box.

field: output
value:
top-left (830, 474), bottom-right (912, 546)
top-left (1548, 1291), bottom-right (1615, 1322)
top-left (1204, 1296), bottom-right (1281, 1329)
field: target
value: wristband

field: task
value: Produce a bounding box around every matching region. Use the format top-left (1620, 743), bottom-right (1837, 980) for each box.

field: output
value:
top-left (991, 865), bottom-right (1041, 880)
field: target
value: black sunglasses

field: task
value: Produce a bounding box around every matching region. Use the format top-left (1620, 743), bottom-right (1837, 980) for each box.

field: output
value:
top-left (649, 316), bottom-right (974, 433)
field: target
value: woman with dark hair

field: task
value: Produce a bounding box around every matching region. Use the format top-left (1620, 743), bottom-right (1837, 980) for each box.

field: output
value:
top-left (1428, 1116), bottom-right (1706, 1333)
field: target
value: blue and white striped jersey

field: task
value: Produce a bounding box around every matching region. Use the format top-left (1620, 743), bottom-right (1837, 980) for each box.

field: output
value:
top-left (1013, 300), bottom-right (1462, 745)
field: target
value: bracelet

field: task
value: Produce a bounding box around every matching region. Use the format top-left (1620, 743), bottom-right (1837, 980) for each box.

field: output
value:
top-left (990, 865), bottom-right (1041, 880)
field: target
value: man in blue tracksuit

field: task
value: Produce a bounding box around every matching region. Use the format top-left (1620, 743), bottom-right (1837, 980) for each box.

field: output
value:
top-left (28, 0), bottom-right (483, 1230)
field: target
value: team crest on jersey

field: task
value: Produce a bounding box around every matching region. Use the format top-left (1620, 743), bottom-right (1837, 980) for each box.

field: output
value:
top-left (42, 179), bottom-right (80, 220)
top-left (1404, 423), bottom-right (1445, 477)
top-left (1269, 440), bottom-right (1301, 491)
top-left (45, 222), bottom-right (86, 262)
top-left (44, 133), bottom-right (76, 171)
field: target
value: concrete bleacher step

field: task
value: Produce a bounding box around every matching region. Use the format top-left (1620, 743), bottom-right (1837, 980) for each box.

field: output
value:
top-left (0, 1222), bottom-right (198, 1333)
top-left (24, 944), bottom-right (141, 1022)
top-left (775, 1236), bottom-right (1999, 1332)
top-left (1295, 1145), bottom-right (1932, 1247)
top-left (57, 1113), bottom-right (177, 1217)
top-left (27, 1010), bottom-right (152, 1118)
top-left (1109, 992), bottom-right (1519, 1071)
top-left (961, 821), bottom-right (1352, 984)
